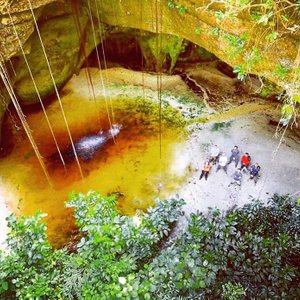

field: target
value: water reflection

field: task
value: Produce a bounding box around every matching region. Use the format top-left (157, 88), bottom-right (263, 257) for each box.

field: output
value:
top-left (0, 94), bottom-right (188, 247)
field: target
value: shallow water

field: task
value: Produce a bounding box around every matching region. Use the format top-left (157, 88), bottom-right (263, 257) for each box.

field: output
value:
top-left (0, 92), bottom-right (188, 247)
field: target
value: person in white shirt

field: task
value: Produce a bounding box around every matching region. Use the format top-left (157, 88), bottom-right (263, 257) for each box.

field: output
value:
top-left (216, 152), bottom-right (228, 174)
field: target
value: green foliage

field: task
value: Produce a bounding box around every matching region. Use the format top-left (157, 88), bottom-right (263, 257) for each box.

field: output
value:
top-left (0, 211), bottom-right (66, 299)
top-left (223, 32), bottom-right (260, 81)
top-left (217, 0), bottom-right (299, 31)
top-left (167, 0), bottom-right (188, 14)
top-left (63, 192), bottom-right (185, 299)
top-left (222, 282), bottom-right (245, 300)
top-left (215, 10), bottom-right (237, 21)
top-left (281, 103), bottom-right (293, 119)
top-left (147, 34), bottom-right (187, 72)
top-left (223, 33), bottom-right (248, 56)
top-left (149, 195), bottom-right (300, 299)
top-left (260, 79), bottom-right (281, 97)
top-left (265, 31), bottom-right (279, 42)
top-left (236, 194), bottom-right (300, 244)
top-left (210, 27), bottom-right (222, 36)
top-left (1, 193), bottom-right (299, 299)
top-left (200, 0), bottom-right (300, 116)
top-left (233, 65), bottom-right (247, 80)
top-left (252, 11), bottom-right (274, 26)
top-left (293, 94), bottom-right (300, 103)
top-left (245, 47), bottom-right (261, 68)
top-left (195, 27), bottom-right (203, 35)
top-left (211, 121), bottom-right (232, 131)
top-left (223, 32), bottom-right (263, 81)
top-left (274, 64), bottom-right (290, 80)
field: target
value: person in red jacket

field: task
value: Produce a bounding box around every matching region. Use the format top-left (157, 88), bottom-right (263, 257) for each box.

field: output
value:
top-left (240, 153), bottom-right (251, 172)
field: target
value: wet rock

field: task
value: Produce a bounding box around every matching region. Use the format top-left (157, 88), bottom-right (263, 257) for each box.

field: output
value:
top-left (13, 12), bottom-right (92, 104)
top-left (0, 0), bottom-right (56, 61)
top-left (96, 0), bottom-right (299, 88)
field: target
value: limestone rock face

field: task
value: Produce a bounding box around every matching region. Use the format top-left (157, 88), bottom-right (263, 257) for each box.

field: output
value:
top-left (0, 0), bottom-right (299, 141)
top-left (8, 1), bottom-right (102, 104)
top-left (0, 0), bottom-right (100, 138)
top-left (94, 0), bottom-right (299, 87)
top-left (13, 13), bottom-right (88, 103)
top-left (0, 0), bottom-right (56, 141)
top-left (1, 0), bottom-right (299, 87)
top-left (0, 0), bottom-right (56, 60)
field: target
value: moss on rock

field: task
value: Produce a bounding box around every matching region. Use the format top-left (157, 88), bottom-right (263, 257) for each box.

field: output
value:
top-left (146, 34), bottom-right (186, 72)
top-left (13, 13), bottom-right (87, 103)
top-left (96, 0), bottom-right (299, 89)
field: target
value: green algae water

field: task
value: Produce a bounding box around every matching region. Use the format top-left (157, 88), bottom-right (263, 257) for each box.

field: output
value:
top-left (0, 90), bottom-right (188, 247)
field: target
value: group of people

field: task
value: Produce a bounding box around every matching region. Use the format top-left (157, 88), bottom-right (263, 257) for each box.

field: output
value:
top-left (199, 145), bottom-right (261, 186)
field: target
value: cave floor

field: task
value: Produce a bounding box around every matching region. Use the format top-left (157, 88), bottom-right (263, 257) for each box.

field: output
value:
top-left (1, 67), bottom-right (300, 249)
top-left (174, 111), bottom-right (300, 226)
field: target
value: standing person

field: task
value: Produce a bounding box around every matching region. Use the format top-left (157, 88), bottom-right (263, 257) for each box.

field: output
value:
top-left (229, 168), bottom-right (243, 186)
top-left (240, 153), bottom-right (251, 172)
top-left (199, 161), bottom-right (211, 181)
top-left (228, 146), bottom-right (240, 167)
top-left (209, 144), bottom-right (220, 165)
top-left (216, 152), bottom-right (228, 174)
top-left (249, 163), bottom-right (261, 184)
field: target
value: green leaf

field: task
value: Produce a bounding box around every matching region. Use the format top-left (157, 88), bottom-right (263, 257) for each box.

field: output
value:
top-left (195, 27), bottom-right (203, 35)
top-left (292, 94), bottom-right (300, 103)
top-left (265, 31), bottom-right (279, 42)
top-left (178, 6), bottom-right (188, 14)
top-left (281, 104), bottom-right (293, 116)
top-left (233, 65), bottom-right (247, 81)
top-left (1, 281), bottom-right (8, 291)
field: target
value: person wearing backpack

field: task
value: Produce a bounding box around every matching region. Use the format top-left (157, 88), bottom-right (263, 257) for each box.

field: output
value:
top-left (249, 163), bottom-right (261, 184)
top-left (228, 168), bottom-right (243, 186)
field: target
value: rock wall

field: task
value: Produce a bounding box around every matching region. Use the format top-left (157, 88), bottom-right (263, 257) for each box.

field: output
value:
top-left (0, 0), bottom-right (56, 60)
top-left (93, 0), bottom-right (299, 86)
top-left (0, 0), bottom-right (100, 140)
top-left (0, 0), bottom-right (299, 141)
top-left (1, 0), bottom-right (298, 86)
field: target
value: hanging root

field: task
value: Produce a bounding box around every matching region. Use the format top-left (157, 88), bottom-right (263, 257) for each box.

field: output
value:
top-left (27, 0), bottom-right (83, 179)
top-left (181, 73), bottom-right (217, 114)
top-left (0, 61), bottom-right (52, 186)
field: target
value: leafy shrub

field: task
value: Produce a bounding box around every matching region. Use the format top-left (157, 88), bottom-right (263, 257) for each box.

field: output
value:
top-left (211, 121), bottom-right (232, 131)
top-left (63, 192), bottom-right (185, 299)
top-left (140, 195), bottom-right (300, 299)
top-left (167, 0), bottom-right (187, 14)
top-left (222, 282), bottom-right (245, 300)
top-left (0, 212), bottom-right (66, 299)
top-left (0, 193), bottom-right (299, 299)
top-left (233, 65), bottom-right (247, 81)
